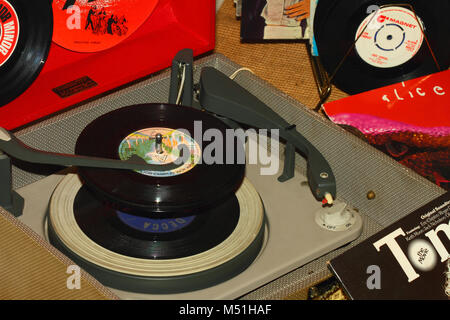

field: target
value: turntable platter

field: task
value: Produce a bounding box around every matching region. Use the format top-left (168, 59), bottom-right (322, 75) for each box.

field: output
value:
top-left (48, 173), bottom-right (265, 294)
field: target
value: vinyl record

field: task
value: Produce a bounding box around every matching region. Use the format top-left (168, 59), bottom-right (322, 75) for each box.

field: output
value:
top-left (0, 0), bottom-right (53, 106)
top-left (52, 0), bottom-right (159, 52)
top-left (73, 184), bottom-right (240, 260)
top-left (75, 104), bottom-right (246, 216)
top-left (48, 173), bottom-right (265, 294)
top-left (314, 0), bottom-right (450, 94)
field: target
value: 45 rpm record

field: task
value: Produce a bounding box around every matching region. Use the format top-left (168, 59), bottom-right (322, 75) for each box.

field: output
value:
top-left (314, 0), bottom-right (450, 94)
top-left (48, 173), bottom-right (265, 294)
top-left (0, 0), bottom-right (53, 106)
top-left (52, 0), bottom-right (159, 52)
top-left (73, 183), bottom-right (240, 260)
top-left (75, 104), bottom-right (246, 216)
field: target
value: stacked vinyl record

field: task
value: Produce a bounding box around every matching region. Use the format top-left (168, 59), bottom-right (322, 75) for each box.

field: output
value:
top-left (48, 104), bottom-right (265, 294)
top-left (314, 0), bottom-right (450, 94)
top-left (0, 0), bottom-right (52, 106)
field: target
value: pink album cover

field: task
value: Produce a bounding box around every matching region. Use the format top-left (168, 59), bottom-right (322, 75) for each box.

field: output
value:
top-left (323, 70), bottom-right (450, 190)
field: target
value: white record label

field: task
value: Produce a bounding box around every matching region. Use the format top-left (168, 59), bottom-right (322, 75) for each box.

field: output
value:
top-left (355, 6), bottom-right (424, 68)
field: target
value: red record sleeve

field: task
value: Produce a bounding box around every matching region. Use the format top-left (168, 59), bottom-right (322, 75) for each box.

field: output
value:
top-left (0, 0), bottom-right (215, 130)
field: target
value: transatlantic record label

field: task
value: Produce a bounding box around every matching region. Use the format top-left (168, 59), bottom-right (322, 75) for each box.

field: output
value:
top-left (0, 0), bottom-right (19, 67)
top-left (52, 0), bottom-right (159, 52)
top-left (355, 7), bottom-right (424, 68)
top-left (118, 127), bottom-right (202, 177)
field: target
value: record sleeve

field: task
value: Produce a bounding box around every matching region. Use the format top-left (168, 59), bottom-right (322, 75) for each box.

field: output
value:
top-left (241, 0), bottom-right (310, 40)
top-left (52, 0), bottom-right (159, 52)
top-left (328, 192), bottom-right (450, 299)
top-left (323, 70), bottom-right (450, 190)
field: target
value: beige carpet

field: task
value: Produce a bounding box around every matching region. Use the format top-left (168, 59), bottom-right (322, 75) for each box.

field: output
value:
top-left (215, 0), bottom-right (349, 110)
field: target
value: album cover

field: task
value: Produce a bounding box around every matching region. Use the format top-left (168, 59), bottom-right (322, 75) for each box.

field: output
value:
top-left (241, 0), bottom-right (310, 40)
top-left (328, 192), bottom-right (450, 300)
top-left (323, 70), bottom-right (450, 191)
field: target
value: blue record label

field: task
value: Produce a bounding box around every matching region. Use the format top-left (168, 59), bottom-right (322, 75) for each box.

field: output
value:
top-left (117, 211), bottom-right (196, 233)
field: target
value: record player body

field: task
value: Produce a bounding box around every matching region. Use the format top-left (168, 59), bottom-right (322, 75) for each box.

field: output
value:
top-left (16, 137), bottom-right (362, 299)
top-left (5, 52), bottom-right (362, 298)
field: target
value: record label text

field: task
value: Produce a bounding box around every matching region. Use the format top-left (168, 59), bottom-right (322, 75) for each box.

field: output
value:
top-left (0, 0), bottom-right (19, 67)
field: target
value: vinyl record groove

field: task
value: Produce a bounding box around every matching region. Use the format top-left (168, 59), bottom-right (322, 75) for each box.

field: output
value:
top-left (75, 103), bottom-right (246, 216)
top-left (0, 0), bottom-right (53, 106)
top-left (73, 184), bottom-right (240, 260)
top-left (48, 173), bottom-right (265, 294)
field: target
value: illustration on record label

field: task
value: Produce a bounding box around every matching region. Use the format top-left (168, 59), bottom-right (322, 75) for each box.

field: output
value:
top-left (118, 127), bottom-right (202, 177)
top-left (52, 0), bottom-right (159, 52)
top-left (0, 0), bottom-right (19, 67)
top-left (355, 6), bottom-right (424, 68)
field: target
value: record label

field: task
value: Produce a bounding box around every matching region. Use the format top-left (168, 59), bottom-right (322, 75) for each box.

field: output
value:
top-left (117, 211), bottom-right (196, 233)
top-left (0, 0), bottom-right (19, 67)
top-left (355, 6), bottom-right (424, 68)
top-left (52, 0), bottom-right (158, 52)
top-left (314, 0), bottom-right (450, 94)
top-left (117, 127), bottom-right (202, 177)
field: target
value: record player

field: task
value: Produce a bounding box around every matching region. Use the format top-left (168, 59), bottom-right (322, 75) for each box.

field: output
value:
top-left (0, 0), bottom-right (447, 300)
top-left (0, 0), bottom-right (215, 129)
top-left (0, 48), bottom-right (445, 299)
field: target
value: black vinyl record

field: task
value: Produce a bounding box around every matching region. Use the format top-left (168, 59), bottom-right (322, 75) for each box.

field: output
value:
top-left (0, 0), bottom-right (53, 106)
top-left (314, 0), bottom-right (450, 94)
top-left (75, 104), bottom-right (246, 217)
top-left (48, 172), bottom-right (264, 294)
top-left (73, 184), bottom-right (240, 260)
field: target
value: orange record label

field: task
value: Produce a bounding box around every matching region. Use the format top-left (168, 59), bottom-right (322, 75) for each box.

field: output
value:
top-left (0, 0), bottom-right (20, 67)
top-left (52, 0), bottom-right (159, 52)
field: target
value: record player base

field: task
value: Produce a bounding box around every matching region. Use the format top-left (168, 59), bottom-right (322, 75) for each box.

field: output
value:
top-left (16, 141), bottom-right (363, 299)
top-left (5, 53), bottom-right (444, 299)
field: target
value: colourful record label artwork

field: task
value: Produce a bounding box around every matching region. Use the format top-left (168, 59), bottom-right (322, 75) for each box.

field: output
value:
top-left (117, 211), bottom-right (196, 233)
top-left (355, 6), bottom-right (424, 68)
top-left (52, 0), bottom-right (159, 52)
top-left (118, 127), bottom-right (202, 177)
top-left (0, 0), bottom-right (19, 67)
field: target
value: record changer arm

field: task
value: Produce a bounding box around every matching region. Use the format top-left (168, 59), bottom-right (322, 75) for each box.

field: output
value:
top-left (198, 67), bottom-right (336, 204)
top-left (0, 127), bottom-right (188, 172)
